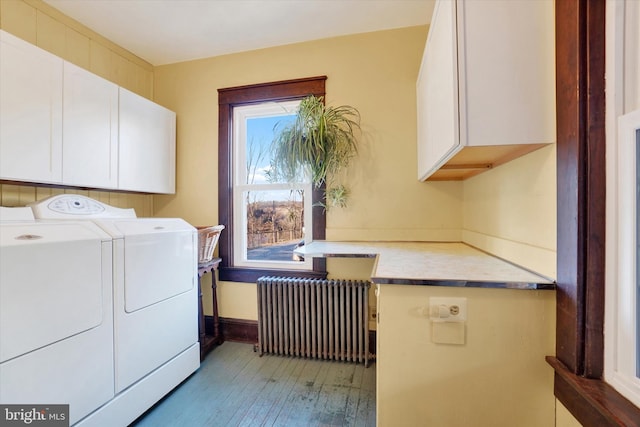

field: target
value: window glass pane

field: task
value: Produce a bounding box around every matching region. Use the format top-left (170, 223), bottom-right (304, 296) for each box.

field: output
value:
top-left (244, 189), bottom-right (305, 262)
top-left (245, 114), bottom-right (296, 185)
top-left (233, 100), bottom-right (311, 270)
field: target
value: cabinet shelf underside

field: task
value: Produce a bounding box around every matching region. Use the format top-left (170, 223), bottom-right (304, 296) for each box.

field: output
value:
top-left (426, 143), bottom-right (550, 181)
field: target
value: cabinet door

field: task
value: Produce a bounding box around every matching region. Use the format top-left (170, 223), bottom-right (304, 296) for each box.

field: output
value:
top-left (460, 0), bottom-right (556, 147)
top-left (63, 62), bottom-right (118, 188)
top-left (118, 88), bottom-right (176, 194)
top-left (416, 0), bottom-right (460, 181)
top-left (0, 31), bottom-right (63, 184)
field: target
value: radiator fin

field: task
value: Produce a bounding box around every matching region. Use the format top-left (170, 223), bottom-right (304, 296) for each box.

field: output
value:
top-left (256, 276), bottom-right (371, 367)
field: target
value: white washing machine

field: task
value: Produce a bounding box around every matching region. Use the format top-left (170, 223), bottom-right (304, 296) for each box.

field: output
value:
top-left (28, 195), bottom-right (200, 426)
top-left (0, 206), bottom-right (114, 425)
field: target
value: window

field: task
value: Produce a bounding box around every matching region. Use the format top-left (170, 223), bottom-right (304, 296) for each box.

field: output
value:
top-left (605, 108), bottom-right (640, 408)
top-left (232, 101), bottom-right (312, 270)
top-left (218, 77), bottom-right (327, 283)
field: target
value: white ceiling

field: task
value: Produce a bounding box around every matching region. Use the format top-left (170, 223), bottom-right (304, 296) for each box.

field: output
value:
top-left (42, 0), bottom-right (434, 66)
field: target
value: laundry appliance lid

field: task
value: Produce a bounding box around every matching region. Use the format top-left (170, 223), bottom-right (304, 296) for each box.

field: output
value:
top-left (0, 220), bottom-right (112, 246)
top-left (0, 206), bottom-right (34, 221)
top-left (94, 217), bottom-right (195, 238)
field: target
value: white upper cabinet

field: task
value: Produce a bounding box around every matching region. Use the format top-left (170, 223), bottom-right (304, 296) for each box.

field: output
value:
top-left (0, 30), bottom-right (176, 194)
top-left (417, 0), bottom-right (556, 181)
top-left (417, 0), bottom-right (458, 181)
top-left (0, 30), bottom-right (63, 184)
top-left (63, 61), bottom-right (118, 189)
top-left (119, 88), bottom-right (176, 194)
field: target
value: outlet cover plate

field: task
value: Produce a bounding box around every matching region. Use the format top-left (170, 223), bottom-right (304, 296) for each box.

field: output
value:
top-left (429, 297), bottom-right (467, 322)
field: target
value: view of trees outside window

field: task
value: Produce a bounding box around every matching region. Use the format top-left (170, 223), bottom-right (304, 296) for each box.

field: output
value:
top-left (244, 114), bottom-right (305, 262)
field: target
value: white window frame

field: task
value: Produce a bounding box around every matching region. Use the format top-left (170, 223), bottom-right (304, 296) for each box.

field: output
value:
top-left (232, 100), bottom-right (313, 270)
top-left (606, 108), bottom-right (640, 408)
top-left (604, 0), bottom-right (640, 408)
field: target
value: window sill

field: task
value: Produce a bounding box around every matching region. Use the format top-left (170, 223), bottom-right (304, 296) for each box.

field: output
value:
top-left (546, 356), bottom-right (640, 427)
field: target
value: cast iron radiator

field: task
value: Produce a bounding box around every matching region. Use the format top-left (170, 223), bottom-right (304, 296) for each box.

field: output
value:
top-left (256, 276), bottom-right (371, 367)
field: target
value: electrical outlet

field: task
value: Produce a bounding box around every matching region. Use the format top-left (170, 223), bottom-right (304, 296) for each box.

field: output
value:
top-left (428, 297), bottom-right (467, 322)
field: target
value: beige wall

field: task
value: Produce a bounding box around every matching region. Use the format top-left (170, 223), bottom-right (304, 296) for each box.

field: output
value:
top-left (462, 145), bottom-right (557, 279)
top-left (0, 0), bottom-right (156, 214)
top-left (153, 23), bottom-right (557, 319)
top-left (556, 400), bottom-right (582, 427)
top-left (373, 142), bottom-right (557, 425)
top-left (376, 284), bottom-right (556, 426)
top-left (152, 25), bottom-right (462, 237)
top-left (153, 26), bottom-right (466, 319)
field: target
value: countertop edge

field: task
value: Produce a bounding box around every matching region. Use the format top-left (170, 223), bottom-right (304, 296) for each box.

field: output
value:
top-left (296, 241), bottom-right (556, 291)
top-left (370, 277), bottom-right (556, 290)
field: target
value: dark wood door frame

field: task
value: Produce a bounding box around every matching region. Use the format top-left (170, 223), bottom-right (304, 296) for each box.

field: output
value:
top-left (549, 1), bottom-right (640, 425)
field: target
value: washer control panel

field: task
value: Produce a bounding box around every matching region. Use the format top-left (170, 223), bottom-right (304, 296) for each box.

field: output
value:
top-left (28, 195), bottom-right (136, 219)
top-left (48, 197), bottom-right (106, 215)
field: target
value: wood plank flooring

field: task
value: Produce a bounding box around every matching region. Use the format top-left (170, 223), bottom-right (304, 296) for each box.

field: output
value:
top-left (130, 342), bottom-right (376, 427)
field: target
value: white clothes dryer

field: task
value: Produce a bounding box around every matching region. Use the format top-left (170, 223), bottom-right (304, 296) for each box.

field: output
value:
top-left (28, 195), bottom-right (200, 426)
top-left (0, 206), bottom-right (114, 425)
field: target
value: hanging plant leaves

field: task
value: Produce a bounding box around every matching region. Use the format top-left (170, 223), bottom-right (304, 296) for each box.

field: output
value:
top-left (270, 95), bottom-right (361, 208)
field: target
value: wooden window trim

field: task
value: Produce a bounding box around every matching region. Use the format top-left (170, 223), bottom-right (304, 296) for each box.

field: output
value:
top-left (551, 1), bottom-right (640, 425)
top-left (217, 76), bottom-right (328, 283)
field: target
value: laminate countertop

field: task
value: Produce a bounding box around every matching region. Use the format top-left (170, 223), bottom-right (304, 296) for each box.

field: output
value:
top-left (294, 241), bottom-right (555, 290)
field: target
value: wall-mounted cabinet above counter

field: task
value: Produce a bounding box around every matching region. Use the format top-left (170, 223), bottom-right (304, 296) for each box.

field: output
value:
top-left (0, 30), bottom-right (176, 194)
top-left (417, 0), bottom-right (556, 181)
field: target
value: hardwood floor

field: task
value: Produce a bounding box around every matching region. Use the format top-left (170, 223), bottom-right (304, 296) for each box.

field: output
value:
top-left (131, 342), bottom-right (376, 427)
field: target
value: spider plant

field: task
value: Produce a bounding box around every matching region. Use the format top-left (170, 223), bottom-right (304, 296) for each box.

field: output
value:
top-left (270, 95), bottom-right (361, 208)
